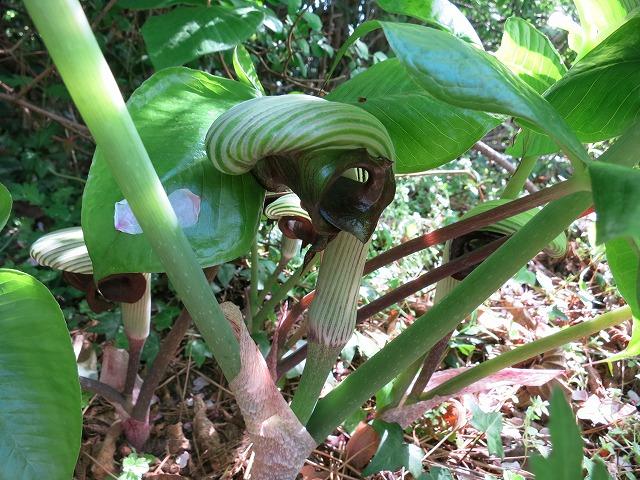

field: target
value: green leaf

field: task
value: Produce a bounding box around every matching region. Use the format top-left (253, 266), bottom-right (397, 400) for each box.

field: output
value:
top-left (470, 403), bottom-right (505, 458)
top-left (419, 467), bottom-right (454, 479)
top-left (530, 389), bottom-right (584, 480)
top-left (0, 182), bottom-right (11, 231)
top-left (0, 269), bottom-right (81, 479)
top-left (590, 458), bottom-right (613, 480)
top-left (377, 0), bottom-right (482, 47)
top-left (377, 21), bottom-right (589, 168)
top-left (495, 17), bottom-right (567, 93)
top-left (141, 6), bottom-right (265, 69)
top-left (606, 238), bottom-right (640, 316)
top-left (590, 163), bottom-right (640, 244)
top-left (327, 59), bottom-right (499, 173)
top-left (82, 67), bottom-right (264, 280)
top-left (232, 45), bottom-right (265, 95)
top-left (550, 0), bottom-right (640, 59)
top-left (362, 420), bottom-right (424, 477)
top-left (303, 11), bottom-right (322, 32)
top-left (605, 238), bottom-right (640, 361)
top-left (509, 12), bottom-right (640, 157)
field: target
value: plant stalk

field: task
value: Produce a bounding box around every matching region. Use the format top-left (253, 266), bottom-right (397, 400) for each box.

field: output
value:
top-left (291, 232), bottom-right (369, 423)
top-left (501, 155), bottom-right (538, 199)
top-left (305, 191), bottom-right (592, 440)
top-left (122, 273), bottom-right (151, 397)
top-left (24, 0), bottom-right (241, 379)
top-left (421, 305), bottom-right (632, 401)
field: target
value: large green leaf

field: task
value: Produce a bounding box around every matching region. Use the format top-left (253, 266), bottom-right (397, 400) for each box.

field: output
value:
top-left (141, 6), bottom-right (265, 70)
top-left (0, 269), bottom-right (81, 479)
top-left (495, 17), bottom-right (567, 93)
top-left (377, 22), bottom-right (589, 168)
top-left (377, 0), bottom-right (482, 47)
top-left (0, 182), bottom-right (11, 231)
top-left (550, 0), bottom-right (640, 59)
top-left (530, 389), bottom-right (584, 479)
top-left (82, 67), bottom-right (263, 280)
top-left (509, 11), bottom-right (640, 157)
top-left (590, 163), bottom-right (640, 243)
top-left (326, 59), bottom-right (499, 173)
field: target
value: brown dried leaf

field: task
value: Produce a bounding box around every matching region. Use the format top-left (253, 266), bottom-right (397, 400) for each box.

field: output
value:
top-left (167, 422), bottom-right (191, 454)
top-left (91, 421), bottom-right (122, 480)
top-left (300, 464), bottom-right (330, 480)
top-left (344, 422), bottom-right (380, 470)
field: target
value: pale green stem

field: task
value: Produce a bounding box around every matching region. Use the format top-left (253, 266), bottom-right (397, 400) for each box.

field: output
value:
top-left (291, 232), bottom-right (369, 423)
top-left (24, 0), bottom-right (241, 379)
top-left (421, 305), bottom-right (632, 401)
top-left (502, 155), bottom-right (538, 199)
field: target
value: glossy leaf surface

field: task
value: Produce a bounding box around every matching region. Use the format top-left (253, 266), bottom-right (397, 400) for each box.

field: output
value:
top-left (233, 45), bottom-right (265, 95)
top-left (0, 269), bottom-right (81, 479)
top-left (377, 0), bottom-right (482, 47)
top-left (327, 59), bottom-right (499, 173)
top-left (378, 22), bottom-right (589, 167)
top-left (495, 17), bottom-right (566, 93)
top-left (141, 6), bottom-right (265, 69)
top-left (83, 68), bottom-right (263, 279)
top-left (509, 12), bottom-right (640, 157)
top-left (0, 182), bottom-right (11, 231)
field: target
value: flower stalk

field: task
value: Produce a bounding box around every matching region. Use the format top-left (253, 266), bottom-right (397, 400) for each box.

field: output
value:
top-left (121, 273), bottom-right (151, 397)
top-left (290, 232), bottom-right (369, 423)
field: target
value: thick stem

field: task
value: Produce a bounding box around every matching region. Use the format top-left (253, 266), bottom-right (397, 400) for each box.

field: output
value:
top-left (291, 233), bottom-right (369, 422)
top-left (122, 273), bottom-right (151, 397)
top-left (24, 0), bottom-right (241, 380)
top-left (421, 305), bottom-right (632, 401)
top-left (501, 155), bottom-right (538, 199)
top-left (305, 191), bottom-right (592, 440)
top-left (290, 343), bottom-right (340, 424)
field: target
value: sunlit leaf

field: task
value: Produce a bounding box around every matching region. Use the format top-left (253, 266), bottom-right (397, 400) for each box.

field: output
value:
top-left (0, 269), bottom-right (81, 479)
top-left (377, 0), bottom-right (482, 47)
top-left (509, 12), bottom-right (640, 157)
top-left (83, 68), bottom-right (263, 280)
top-left (495, 17), bottom-right (567, 93)
top-left (141, 6), bottom-right (265, 69)
top-left (327, 59), bottom-right (498, 173)
top-left (233, 45), bottom-right (265, 95)
top-left (549, 0), bottom-right (640, 59)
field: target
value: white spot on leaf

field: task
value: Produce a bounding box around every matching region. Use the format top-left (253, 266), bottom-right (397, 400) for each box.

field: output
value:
top-left (114, 188), bottom-right (201, 234)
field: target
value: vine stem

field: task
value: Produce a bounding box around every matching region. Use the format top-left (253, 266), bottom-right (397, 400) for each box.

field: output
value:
top-left (24, 0), bottom-right (241, 379)
top-left (305, 191), bottom-right (592, 440)
top-left (420, 305), bottom-right (632, 401)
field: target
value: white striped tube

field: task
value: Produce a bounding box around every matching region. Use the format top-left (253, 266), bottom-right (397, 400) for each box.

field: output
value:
top-left (264, 193), bottom-right (311, 222)
top-left (206, 94), bottom-right (395, 175)
top-left (30, 227), bottom-right (93, 274)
